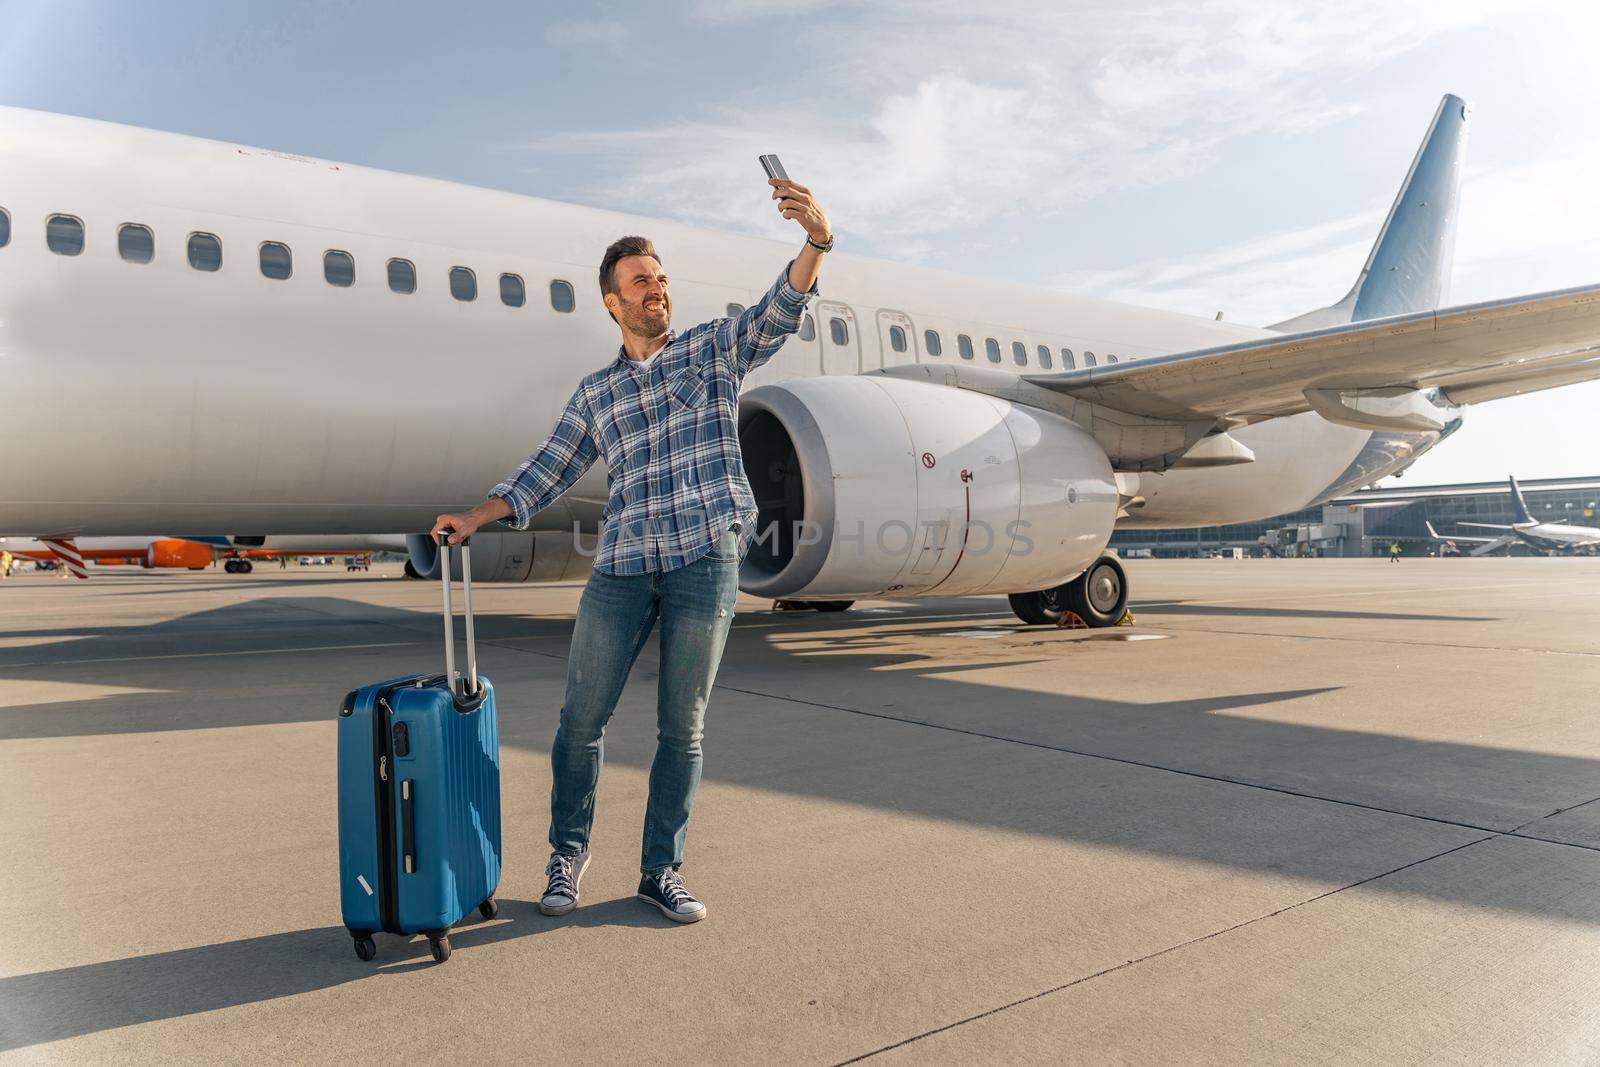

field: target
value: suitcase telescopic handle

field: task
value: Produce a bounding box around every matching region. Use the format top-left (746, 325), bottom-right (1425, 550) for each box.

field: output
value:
top-left (436, 531), bottom-right (480, 704)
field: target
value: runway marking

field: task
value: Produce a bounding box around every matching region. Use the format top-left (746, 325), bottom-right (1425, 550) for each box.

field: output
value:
top-left (834, 835), bottom-right (1498, 1064)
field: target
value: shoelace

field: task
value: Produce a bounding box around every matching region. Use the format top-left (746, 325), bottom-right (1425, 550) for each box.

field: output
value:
top-left (657, 868), bottom-right (694, 908)
top-left (545, 854), bottom-right (574, 898)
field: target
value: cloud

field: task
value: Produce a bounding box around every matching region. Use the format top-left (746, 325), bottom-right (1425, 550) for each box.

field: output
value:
top-left (518, 0), bottom-right (1506, 257)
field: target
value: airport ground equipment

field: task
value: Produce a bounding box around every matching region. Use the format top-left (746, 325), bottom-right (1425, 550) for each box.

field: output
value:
top-left (336, 535), bottom-right (501, 964)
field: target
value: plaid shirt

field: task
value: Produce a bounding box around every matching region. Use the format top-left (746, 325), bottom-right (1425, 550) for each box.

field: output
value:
top-left (490, 261), bottom-right (817, 575)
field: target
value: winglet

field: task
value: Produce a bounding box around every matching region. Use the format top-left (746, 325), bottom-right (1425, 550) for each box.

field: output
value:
top-left (1508, 475), bottom-right (1534, 524)
top-left (1271, 94), bottom-right (1470, 330)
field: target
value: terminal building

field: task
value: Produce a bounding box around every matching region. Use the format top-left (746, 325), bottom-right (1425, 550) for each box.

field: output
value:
top-left (1109, 475), bottom-right (1600, 558)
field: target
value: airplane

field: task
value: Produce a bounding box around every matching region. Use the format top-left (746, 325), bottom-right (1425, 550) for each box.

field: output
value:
top-left (1424, 477), bottom-right (1600, 556)
top-left (2, 94), bottom-right (1598, 625)
top-left (0, 535), bottom-right (405, 576)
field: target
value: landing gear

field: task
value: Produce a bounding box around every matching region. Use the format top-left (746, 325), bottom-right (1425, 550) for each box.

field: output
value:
top-left (223, 559), bottom-right (254, 574)
top-left (403, 560), bottom-right (422, 579)
top-left (808, 600), bottom-right (854, 612)
top-left (1009, 554), bottom-right (1129, 628)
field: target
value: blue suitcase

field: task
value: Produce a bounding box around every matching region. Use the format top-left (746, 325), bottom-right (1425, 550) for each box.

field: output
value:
top-left (337, 536), bottom-right (501, 963)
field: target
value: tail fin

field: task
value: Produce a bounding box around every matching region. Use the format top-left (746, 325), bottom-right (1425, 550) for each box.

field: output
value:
top-left (1271, 94), bottom-right (1470, 331)
top-left (1508, 476), bottom-right (1534, 524)
top-left (1425, 520), bottom-right (1443, 540)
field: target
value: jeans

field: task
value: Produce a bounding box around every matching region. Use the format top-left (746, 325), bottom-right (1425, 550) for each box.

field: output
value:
top-left (549, 525), bottom-right (742, 874)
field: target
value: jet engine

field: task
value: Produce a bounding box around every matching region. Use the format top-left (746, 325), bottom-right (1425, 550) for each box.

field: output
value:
top-left (145, 538), bottom-right (213, 569)
top-left (736, 376), bottom-right (1118, 600)
top-left (405, 530), bottom-right (595, 584)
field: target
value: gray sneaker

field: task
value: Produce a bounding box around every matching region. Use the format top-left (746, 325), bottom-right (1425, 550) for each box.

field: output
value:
top-left (637, 867), bottom-right (707, 923)
top-left (539, 851), bottom-right (590, 916)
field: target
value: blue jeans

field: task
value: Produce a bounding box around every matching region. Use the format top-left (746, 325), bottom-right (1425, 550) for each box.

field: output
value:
top-left (549, 525), bottom-right (741, 874)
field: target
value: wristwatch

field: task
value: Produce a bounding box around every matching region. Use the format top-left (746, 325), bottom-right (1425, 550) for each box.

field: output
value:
top-left (806, 232), bottom-right (835, 253)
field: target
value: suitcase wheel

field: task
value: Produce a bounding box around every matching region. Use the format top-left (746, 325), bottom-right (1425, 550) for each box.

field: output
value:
top-left (428, 934), bottom-right (451, 964)
top-left (478, 897), bottom-right (498, 920)
top-left (353, 936), bottom-right (376, 962)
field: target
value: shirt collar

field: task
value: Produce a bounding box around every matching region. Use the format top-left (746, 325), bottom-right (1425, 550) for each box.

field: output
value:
top-left (616, 330), bottom-right (677, 370)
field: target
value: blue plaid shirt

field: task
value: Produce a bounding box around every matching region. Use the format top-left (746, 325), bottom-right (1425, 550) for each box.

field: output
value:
top-left (490, 261), bottom-right (818, 575)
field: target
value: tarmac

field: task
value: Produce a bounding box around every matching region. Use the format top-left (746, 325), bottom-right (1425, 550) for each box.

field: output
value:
top-left (1, 557), bottom-right (1597, 1064)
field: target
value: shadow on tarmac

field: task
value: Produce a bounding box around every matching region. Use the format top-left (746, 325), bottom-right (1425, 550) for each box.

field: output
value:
top-left (0, 898), bottom-right (676, 1052)
top-left (1, 592), bottom-right (1595, 1050)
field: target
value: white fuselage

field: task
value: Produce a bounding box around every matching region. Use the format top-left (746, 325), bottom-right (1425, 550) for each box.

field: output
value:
top-left (0, 107), bottom-right (1409, 538)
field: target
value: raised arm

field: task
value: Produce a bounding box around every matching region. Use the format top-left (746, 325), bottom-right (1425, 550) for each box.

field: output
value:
top-left (716, 177), bottom-right (831, 382)
top-left (432, 386), bottom-right (598, 544)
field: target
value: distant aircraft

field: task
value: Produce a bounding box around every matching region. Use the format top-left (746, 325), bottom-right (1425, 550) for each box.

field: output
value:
top-left (0, 534), bottom-right (405, 576)
top-left (1425, 477), bottom-right (1600, 556)
top-left (3, 95), bottom-right (1600, 623)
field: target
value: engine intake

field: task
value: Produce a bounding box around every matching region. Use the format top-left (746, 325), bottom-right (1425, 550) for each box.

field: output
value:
top-left (736, 376), bottom-right (1117, 600)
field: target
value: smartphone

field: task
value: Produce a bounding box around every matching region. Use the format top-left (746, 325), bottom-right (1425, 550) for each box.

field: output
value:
top-left (759, 154), bottom-right (789, 182)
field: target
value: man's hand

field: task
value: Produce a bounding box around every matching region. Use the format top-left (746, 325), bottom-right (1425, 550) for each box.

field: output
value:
top-left (770, 179), bottom-right (830, 244)
top-left (432, 497), bottom-right (512, 545)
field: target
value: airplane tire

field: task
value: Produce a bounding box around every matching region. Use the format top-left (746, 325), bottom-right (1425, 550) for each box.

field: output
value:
top-left (239, 560), bottom-right (254, 574)
top-left (223, 560), bottom-right (238, 574)
top-left (404, 560), bottom-right (422, 580)
top-left (1061, 555), bottom-right (1128, 628)
top-left (1008, 587), bottom-right (1064, 626)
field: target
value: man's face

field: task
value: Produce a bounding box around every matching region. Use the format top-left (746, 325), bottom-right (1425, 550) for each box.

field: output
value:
top-left (607, 255), bottom-right (670, 338)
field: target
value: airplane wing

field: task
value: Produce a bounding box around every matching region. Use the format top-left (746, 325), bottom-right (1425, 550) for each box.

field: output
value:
top-left (1469, 536), bottom-right (1518, 556)
top-left (1456, 522), bottom-right (1517, 531)
top-left (1023, 283), bottom-right (1600, 424)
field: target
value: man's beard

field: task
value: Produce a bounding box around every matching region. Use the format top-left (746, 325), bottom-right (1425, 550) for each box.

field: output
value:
top-left (618, 293), bottom-right (671, 339)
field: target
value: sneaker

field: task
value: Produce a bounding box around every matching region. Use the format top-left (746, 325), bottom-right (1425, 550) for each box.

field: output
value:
top-left (539, 851), bottom-right (590, 916)
top-left (637, 867), bottom-right (707, 923)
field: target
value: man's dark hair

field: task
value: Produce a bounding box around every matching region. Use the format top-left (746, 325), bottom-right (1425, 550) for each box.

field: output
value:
top-left (599, 235), bottom-right (660, 308)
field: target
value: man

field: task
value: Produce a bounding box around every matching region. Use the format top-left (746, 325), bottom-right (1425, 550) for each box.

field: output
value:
top-left (1390, 541), bottom-right (1402, 563)
top-left (433, 175), bottom-right (831, 923)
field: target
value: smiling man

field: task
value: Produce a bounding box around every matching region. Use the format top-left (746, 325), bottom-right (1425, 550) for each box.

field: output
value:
top-left (433, 176), bottom-right (831, 923)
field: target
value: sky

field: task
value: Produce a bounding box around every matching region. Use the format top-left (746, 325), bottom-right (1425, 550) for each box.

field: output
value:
top-left (3, 0), bottom-right (1596, 486)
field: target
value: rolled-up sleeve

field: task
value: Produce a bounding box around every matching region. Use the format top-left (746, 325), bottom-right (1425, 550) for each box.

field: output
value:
top-left (715, 260), bottom-right (818, 381)
top-left (489, 386), bottom-right (598, 529)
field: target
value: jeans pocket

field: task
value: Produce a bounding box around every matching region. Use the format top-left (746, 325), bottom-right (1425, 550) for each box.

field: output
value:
top-left (705, 526), bottom-right (741, 563)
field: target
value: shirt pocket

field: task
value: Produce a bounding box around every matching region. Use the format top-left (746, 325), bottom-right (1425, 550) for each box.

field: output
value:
top-left (666, 365), bottom-right (709, 412)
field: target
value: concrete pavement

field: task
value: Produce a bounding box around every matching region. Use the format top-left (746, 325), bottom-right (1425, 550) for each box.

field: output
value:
top-left (1, 558), bottom-right (1597, 1063)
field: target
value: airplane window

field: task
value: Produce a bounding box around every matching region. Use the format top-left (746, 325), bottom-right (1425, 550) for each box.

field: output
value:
top-left (501, 273), bottom-right (526, 307)
top-left (47, 215), bottom-right (85, 256)
top-left (1012, 341), bottom-right (1027, 366)
top-left (727, 303), bottom-right (744, 317)
top-left (1107, 354), bottom-right (1120, 364)
top-left (0, 207), bottom-right (9, 248)
top-left (924, 330), bottom-right (942, 356)
top-left (958, 334), bottom-right (974, 360)
top-left (451, 267), bottom-right (478, 302)
top-left (829, 317), bottom-right (849, 345)
top-left (118, 224), bottom-right (154, 264)
top-left (1084, 351), bottom-right (1097, 367)
top-left (549, 279), bottom-right (575, 312)
top-left (387, 258), bottom-right (416, 294)
top-left (890, 325), bottom-right (907, 353)
top-left (259, 242), bottom-right (292, 280)
top-left (187, 232), bottom-right (222, 271)
top-left (1038, 345), bottom-right (1052, 369)
top-left (800, 314), bottom-right (816, 341)
top-left (324, 250), bottom-right (355, 287)
top-left (985, 338), bottom-right (1001, 363)
top-left (1061, 348), bottom-right (1075, 369)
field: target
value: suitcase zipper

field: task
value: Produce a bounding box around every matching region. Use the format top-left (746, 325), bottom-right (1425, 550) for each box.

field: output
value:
top-left (373, 693), bottom-right (401, 935)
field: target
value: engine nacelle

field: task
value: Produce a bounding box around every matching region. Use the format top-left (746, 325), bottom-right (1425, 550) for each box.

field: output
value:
top-left (406, 530), bottom-right (595, 584)
top-left (145, 538), bottom-right (213, 569)
top-left (736, 376), bottom-right (1118, 599)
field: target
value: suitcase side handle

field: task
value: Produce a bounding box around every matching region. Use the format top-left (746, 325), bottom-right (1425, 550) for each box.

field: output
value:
top-left (436, 532), bottom-right (481, 706)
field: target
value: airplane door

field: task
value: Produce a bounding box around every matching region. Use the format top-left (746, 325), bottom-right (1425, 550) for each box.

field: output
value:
top-left (817, 302), bottom-right (860, 376)
top-left (876, 309), bottom-right (918, 368)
